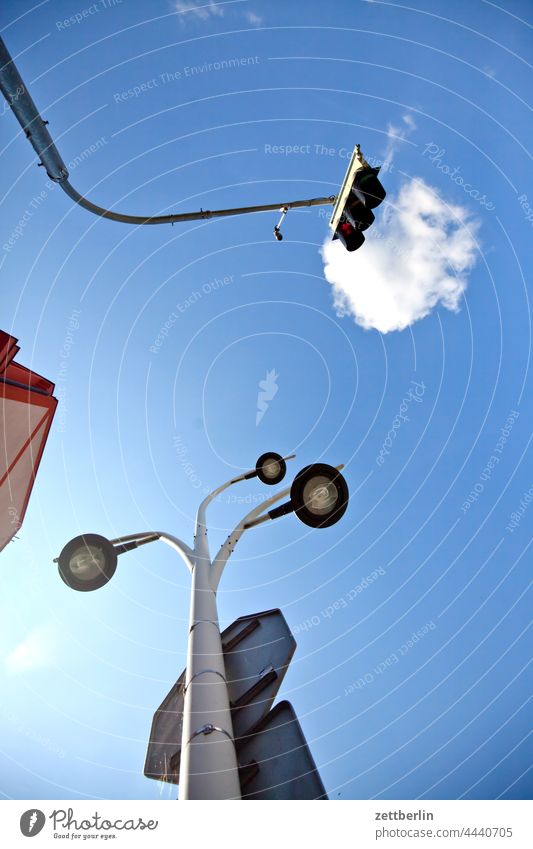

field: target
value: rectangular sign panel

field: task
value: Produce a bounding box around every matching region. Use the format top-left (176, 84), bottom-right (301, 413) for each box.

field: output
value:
top-left (238, 700), bottom-right (328, 800)
top-left (144, 608), bottom-right (296, 784)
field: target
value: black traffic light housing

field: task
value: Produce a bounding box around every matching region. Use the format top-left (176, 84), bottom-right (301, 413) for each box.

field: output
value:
top-left (330, 147), bottom-right (386, 252)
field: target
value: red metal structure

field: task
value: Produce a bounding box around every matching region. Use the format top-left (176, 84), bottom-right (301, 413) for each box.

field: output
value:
top-left (0, 330), bottom-right (57, 552)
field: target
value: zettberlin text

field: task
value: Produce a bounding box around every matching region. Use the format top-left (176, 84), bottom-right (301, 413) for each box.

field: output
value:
top-left (375, 810), bottom-right (434, 821)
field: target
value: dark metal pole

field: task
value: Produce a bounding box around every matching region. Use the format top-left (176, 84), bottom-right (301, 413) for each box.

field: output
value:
top-left (0, 37), bottom-right (68, 183)
top-left (0, 36), bottom-right (336, 227)
top-left (59, 181), bottom-right (336, 225)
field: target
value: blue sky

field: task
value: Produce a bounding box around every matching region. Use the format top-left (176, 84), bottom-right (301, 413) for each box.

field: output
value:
top-left (0, 0), bottom-right (531, 800)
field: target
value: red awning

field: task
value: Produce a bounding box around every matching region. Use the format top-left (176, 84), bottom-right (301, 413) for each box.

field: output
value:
top-left (0, 330), bottom-right (57, 552)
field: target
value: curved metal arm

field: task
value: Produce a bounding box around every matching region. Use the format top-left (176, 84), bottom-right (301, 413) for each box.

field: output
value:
top-left (109, 531), bottom-right (161, 544)
top-left (156, 532), bottom-right (195, 572)
top-left (61, 180), bottom-right (335, 226)
top-left (0, 37), bottom-right (335, 227)
top-left (210, 461), bottom-right (345, 591)
top-left (109, 530), bottom-right (195, 572)
top-left (210, 484), bottom-right (293, 593)
top-left (194, 470), bottom-right (252, 564)
top-left (195, 456), bottom-right (297, 565)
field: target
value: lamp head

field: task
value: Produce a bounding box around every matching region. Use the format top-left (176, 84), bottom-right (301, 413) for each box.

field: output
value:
top-left (290, 464), bottom-right (349, 528)
top-left (56, 533), bottom-right (117, 592)
top-left (255, 451), bottom-right (287, 485)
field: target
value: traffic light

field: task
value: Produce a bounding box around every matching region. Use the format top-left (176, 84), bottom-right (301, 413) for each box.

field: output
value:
top-left (329, 146), bottom-right (386, 251)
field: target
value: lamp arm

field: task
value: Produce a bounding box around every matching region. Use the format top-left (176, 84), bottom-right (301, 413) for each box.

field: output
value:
top-left (154, 532), bottom-right (195, 572)
top-left (109, 530), bottom-right (195, 571)
top-left (109, 531), bottom-right (163, 544)
top-left (195, 455), bottom-right (297, 567)
top-left (193, 467), bottom-right (258, 563)
top-left (210, 484), bottom-right (292, 593)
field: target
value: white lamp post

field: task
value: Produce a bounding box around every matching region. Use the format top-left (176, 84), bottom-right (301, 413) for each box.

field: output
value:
top-left (54, 453), bottom-right (349, 799)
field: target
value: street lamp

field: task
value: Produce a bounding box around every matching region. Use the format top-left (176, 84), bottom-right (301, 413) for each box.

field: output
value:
top-left (290, 463), bottom-right (349, 528)
top-left (53, 453), bottom-right (349, 800)
top-left (252, 451), bottom-right (289, 485)
top-left (56, 532), bottom-right (161, 592)
top-left (57, 533), bottom-right (117, 592)
top-left (243, 463), bottom-right (349, 530)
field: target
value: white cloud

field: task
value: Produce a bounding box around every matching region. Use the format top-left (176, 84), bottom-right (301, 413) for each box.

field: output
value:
top-left (245, 11), bottom-right (264, 25)
top-left (174, 1), bottom-right (264, 25)
top-left (5, 626), bottom-right (58, 675)
top-left (321, 179), bottom-right (479, 334)
top-left (174, 0), bottom-right (225, 22)
top-left (383, 113), bottom-right (416, 171)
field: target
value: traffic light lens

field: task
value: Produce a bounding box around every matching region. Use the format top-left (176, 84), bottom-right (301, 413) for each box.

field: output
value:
top-left (357, 172), bottom-right (386, 209)
top-left (336, 222), bottom-right (365, 252)
top-left (346, 199), bottom-right (375, 230)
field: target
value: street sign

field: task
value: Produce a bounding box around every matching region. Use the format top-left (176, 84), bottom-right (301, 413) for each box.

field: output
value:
top-left (238, 701), bottom-right (328, 800)
top-left (144, 670), bottom-right (186, 783)
top-left (144, 608), bottom-right (296, 783)
top-left (0, 331), bottom-right (57, 552)
top-left (223, 607), bottom-right (296, 740)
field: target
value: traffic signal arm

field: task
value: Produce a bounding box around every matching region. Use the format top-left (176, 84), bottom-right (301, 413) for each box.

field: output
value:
top-left (0, 36), bottom-right (335, 228)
